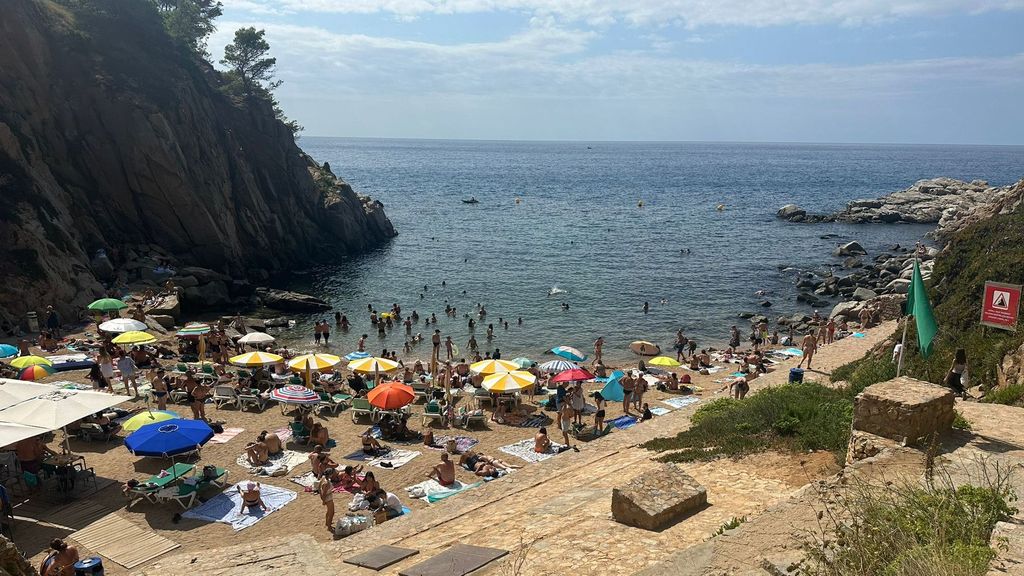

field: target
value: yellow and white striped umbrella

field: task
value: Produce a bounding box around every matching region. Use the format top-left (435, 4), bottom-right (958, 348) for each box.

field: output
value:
top-left (111, 331), bottom-right (157, 345)
top-left (289, 353), bottom-right (342, 372)
top-left (347, 356), bottom-right (399, 374)
top-left (230, 351), bottom-right (284, 367)
top-left (482, 370), bottom-right (536, 393)
top-left (469, 359), bottom-right (519, 375)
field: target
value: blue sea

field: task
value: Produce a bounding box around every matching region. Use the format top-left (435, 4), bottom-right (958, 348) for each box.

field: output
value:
top-left (280, 139), bottom-right (1024, 362)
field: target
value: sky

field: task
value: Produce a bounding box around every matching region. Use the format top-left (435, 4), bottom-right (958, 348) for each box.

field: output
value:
top-left (210, 0), bottom-right (1024, 143)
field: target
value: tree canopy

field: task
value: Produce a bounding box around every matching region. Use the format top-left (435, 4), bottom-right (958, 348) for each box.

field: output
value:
top-left (221, 27), bottom-right (280, 99)
top-left (152, 0), bottom-right (223, 57)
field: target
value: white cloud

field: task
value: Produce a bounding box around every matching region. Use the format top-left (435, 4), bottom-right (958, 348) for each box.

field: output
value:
top-left (225, 0), bottom-right (1024, 28)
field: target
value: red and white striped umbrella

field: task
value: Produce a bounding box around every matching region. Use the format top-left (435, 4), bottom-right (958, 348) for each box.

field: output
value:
top-left (269, 385), bottom-right (319, 405)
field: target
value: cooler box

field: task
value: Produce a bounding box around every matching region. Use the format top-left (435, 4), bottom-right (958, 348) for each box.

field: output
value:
top-left (789, 368), bottom-right (805, 384)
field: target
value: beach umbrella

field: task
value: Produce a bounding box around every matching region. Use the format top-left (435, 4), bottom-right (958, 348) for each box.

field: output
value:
top-left (550, 346), bottom-right (587, 362)
top-left (269, 385), bottom-right (320, 405)
top-left (176, 323), bottom-right (211, 337)
top-left (599, 371), bottom-right (626, 402)
top-left (289, 354), bottom-right (342, 372)
top-left (469, 359), bottom-right (518, 375)
top-left (9, 356), bottom-right (52, 370)
top-left (238, 332), bottom-right (275, 345)
top-left (0, 380), bottom-right (55, 410)
top-left (98, 319), bottom-right (147, 334)
top-left (649, 356), bottom-right (681, 368)
top-left (0, 387), bottom-right (131, 452)
top-left (87, 298), bottom-right (127, 312)
top-left (482, 370), bottom-right (536, 393)
top-left (125, 419), bottom-right (214, 458)
top-left (629, 340), bottom-right (661, 356)
top-left (348, 357), bottom-right (399, 374)
top-left (0, 422), bottom-right (51, 447)
top-left (230, 351), bottom-right (283, 367)
top-left (344, 351), bottom-right (370, 361)
top-left (537, 359), bottom-right (577, 374)
top-left (122, 410), bottom-right (179, 432)
top-left (510, 357), bottom-right (533, 369)
top-left (367, 381), bottom-right (415, 410)
top-left (0, 345), bottom-right (17, 359)
top-left (111, 331), bottom-right (156, 346)
top-left (18, 365), bottom-right (55, 381)
top-left (551, 367), bottom-right (595, 383)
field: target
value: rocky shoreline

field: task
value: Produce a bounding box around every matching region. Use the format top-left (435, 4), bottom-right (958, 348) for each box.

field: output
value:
top-left (762, 177), bottom-right (1024, 335)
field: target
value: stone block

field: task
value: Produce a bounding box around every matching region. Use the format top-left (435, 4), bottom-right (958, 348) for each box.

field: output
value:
top-left (146, 293), bottom-right (180, 319)
top-left (611, 463), bottom-right (707, 531)
top-left (852, 376), bottom-right (954, 446)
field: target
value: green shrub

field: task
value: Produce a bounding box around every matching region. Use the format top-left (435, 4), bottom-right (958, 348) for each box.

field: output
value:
top-left (642, 382), bottom-right (854, 463)
top-left (983, 384), bottom-right (1024, 407)
top-left (952, 410), bottom-right (972, 430)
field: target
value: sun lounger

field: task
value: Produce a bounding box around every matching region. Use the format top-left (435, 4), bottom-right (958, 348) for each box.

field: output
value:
top-left (317, 392), bottom-right (351, 415)
top-left (127, 462), bottom-right (195, 508)
top-left (238, 391), bottom-right (268, 412)
top-left (350, 397), bottom-right (378, 423)
top-left (421, 402), bottom-right (443, 427)
top-left (76, 423), bottom-right (116, 442)
top-left (212, 385), bottom-right (239, 409)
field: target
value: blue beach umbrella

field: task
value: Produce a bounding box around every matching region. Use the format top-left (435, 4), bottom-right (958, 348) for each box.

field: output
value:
top-left (599, 370), bottom-right (625, 402)
top-left (0, 345), bottom-right (18, 359)
top-left (125, 419), bottom-right (214, 458)
top-left (550, 346), bottom-right (587, 362)
top-left (344, 351), bottom-right (370, 361)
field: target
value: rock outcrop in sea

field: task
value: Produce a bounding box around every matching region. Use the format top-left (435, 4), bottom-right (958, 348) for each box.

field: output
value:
top-left (777, 177), bottom-right (1022, 231)
top-left (0, 1), bottom-right (395, 331)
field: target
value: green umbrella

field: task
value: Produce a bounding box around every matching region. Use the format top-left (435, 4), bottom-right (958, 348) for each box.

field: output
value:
top-left (511, 357), bottom-right (533, 369)
top-left (87, 298), bottom-right (127, 312)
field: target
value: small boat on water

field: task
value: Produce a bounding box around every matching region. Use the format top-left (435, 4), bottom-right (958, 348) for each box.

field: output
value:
top-left (462, 197), bottom-right (479, 204)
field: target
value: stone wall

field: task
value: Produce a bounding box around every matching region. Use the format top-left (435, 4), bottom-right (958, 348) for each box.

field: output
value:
top-left (611, 463), bottom-right (707, 531)
top-left (852, 376), bottom-right (954, 446)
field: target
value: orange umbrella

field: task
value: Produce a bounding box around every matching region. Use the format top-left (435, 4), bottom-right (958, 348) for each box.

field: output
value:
top-left (367, 381), bottom-right (415, 410)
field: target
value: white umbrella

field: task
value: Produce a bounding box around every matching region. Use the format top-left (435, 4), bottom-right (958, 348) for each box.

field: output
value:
top-left (0, 388), bottom-right (131, 431)
top-left (238, 332), bottom-right (275, 345)
top-left (0, 422), bottom-right (50, 448)
top-left (98, 318), bottom-right (148, 333)
top-left (0, 380), bottom-right (57, 411)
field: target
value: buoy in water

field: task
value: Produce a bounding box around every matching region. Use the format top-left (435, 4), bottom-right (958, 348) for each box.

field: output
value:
top-left (637, 200), bottom-right (644, 208)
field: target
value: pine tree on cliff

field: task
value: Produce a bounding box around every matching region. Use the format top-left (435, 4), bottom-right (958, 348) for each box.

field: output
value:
top-left (151, 0), bottom-right (223, 58)
top-left (221, 27), bottom-right (280, 100)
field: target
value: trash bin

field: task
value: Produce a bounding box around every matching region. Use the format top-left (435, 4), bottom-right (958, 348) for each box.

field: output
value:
top-left (789, 368), bottom-right (804, 384)
top-left (26, 311), bottom-right (38, 333)
top-left (74, 557), bottom-right (104, 575)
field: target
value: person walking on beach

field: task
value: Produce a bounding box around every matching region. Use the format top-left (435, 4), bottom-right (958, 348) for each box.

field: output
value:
top-left (445, 336), bottom-right (454, 360)
top-left (318, 472), bottom-right (335, 531)
top-left (729, 326), bottom-right (741, 350)
top-left (116, 352), bottom-right (139, 397)
top-left (826, 318), bottom-right (836, 345)
top-left (797, 332), bottom-right (818, 371)
top-left (151, 368), bottom-right (168, 410)
top-left (593, 336), bottom-right (604, 366)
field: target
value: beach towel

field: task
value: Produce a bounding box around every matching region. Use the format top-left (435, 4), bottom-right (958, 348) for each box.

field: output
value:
top-left (852, 332), bottom-right (865, 338)
top-left (405, 479), bottom-right (482, 503)
top-left (209, 427), bottom-right (245, 445)
top-left (499, 439), bottom-right (566, 464)
top-left (424, 436), bottom-right (479, 454)
top-left (367, 449), bottom-right (420, 469)
top-left (681, 365), bottom-right (725, 374)
top-left (781, 348), bottom-right (804, 357)
top-left (235, 450), bottom-right (307, 477)
top-left (606, 415), bottom-right (638, 430)
top-left (182, 481), bottom-right (296, 531)
top-left (290, 472), bottom-right (360, 494)
top-left (274, 426), bottom-right (293, 443)
top-left (649, 407), bottom-right (672, 416)
top-left (515, 414), bottom-right (549, 428)
top-left (662, 396), bottom-right (701, 410)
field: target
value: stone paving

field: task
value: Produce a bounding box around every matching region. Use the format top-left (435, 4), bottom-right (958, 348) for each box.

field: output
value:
top-left (140, 323), bottom-right (898, 576)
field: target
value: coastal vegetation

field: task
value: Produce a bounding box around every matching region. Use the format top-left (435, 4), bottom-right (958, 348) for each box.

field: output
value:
top-left (642, 382), bottom-right (855, 463)
top-left (802, 461), bottom-right (1016, 576)
top-left (831, 203), bottom-right (1024, 401)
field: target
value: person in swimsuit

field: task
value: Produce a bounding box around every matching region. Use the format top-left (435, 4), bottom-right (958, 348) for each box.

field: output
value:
top-left (150, 368), bottom-right (169, 410)
top-left (361, 430), bottom-right (385, 455)
top-left (459, 451), bottom-right (519, 471)
top-left (40, 539), bottom-right (79, 576)
top-left (361, 471), bottom-right (380, 495)
top-left (238, 482), bottom-right (266, 513)
top-left (798, 333), bottom-right (818, 370)
top-left (16, 435), bottom-right (56, 478)
top-left (619, 373), bottom-right (635, 416)
top-left (318, 472), bottom-right (335, 530)
top-left (428, 453), bottom-right (456, 487)
top-left (336, 465), bottom-right (363, 491)
top-left (535, 427), bottom-right (553, 453)
top-left (593, 336), bottom-right (604, 366)
top-left (245, 437), bottom-right (269, 466)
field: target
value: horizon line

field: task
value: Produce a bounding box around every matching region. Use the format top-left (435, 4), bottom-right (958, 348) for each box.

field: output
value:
top-left (298, 135), bottom-right (1024, 147)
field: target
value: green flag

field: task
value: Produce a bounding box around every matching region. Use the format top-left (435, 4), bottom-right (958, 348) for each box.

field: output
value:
top-left (907, 260), bottom-right (938, 358)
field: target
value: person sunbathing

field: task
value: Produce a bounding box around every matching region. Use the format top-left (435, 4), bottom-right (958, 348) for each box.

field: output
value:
top-left (460, 451), bottom-right (520, 471)
top-left (427, 453), bottom-right (456, 487)
top-left (534, 427), bottom-right (553, 453)
top-left (310, 422), bottom-right (329, 447)
top-left (309, 445), bottom-right (337, 477)
top-left (336, 465), bottom-right (363, 490)
top-left (245, 438), bottom-right (269, 466)
top-left (238, 482), bottom-right (267, 513)
top-left (263, 431), bottom-right (283, 455)
top-left (361, 471), bottom-right (380, 495)
top-left (361, 431), bottom-right (386, 456)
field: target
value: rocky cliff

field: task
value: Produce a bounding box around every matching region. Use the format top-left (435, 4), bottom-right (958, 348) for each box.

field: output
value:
top-left (0, 0), bottom-right (395, 331)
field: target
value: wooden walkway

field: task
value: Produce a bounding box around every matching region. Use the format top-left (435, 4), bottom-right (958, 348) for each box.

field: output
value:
top-left (70, 513), bottom-right (180, 569)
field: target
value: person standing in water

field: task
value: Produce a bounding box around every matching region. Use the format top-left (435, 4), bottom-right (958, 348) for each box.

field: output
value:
top-left (593, 336), bottom-right (604, 366)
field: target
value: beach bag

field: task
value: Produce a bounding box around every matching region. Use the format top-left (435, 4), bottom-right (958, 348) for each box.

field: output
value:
top-left (334, 513), bottom-right (372, 537)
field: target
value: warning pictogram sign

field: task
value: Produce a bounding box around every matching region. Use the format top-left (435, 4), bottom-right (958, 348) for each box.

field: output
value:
top-left (981, 281), bottom-right (1022, 331)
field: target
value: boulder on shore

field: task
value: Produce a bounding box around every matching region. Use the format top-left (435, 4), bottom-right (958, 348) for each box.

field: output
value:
top-left (256, 288), bottom-right (330, 312)
top-left (852, 287), bottom-right (878, 301)
top-left (834, 241), bottom-right (867, 257)
top-left (777, 204), bottom-right (807, 221)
